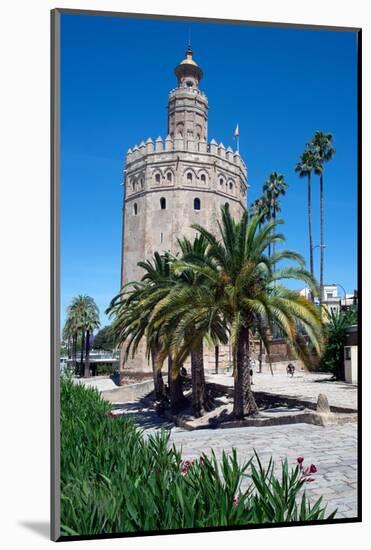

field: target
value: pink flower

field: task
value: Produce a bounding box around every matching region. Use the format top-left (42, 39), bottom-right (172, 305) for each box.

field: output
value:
top-left (233, 497), bottom-right (239, 508)
top-left (297, 456), bottom-right (304, 464)
top-left (181, 460), bottom-right (191, 476)
top-left (309, 464), bottom-right (317, 474)
top-left (305, 477), bottom-right (315, 482)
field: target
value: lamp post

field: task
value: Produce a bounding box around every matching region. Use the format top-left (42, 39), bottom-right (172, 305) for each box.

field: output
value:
top-left (332, 282), bottom-right (347, 311)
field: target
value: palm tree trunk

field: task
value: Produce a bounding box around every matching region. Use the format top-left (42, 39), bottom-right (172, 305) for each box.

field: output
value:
top-left (258, 337), bottom-right (263, 373)
top-left (319, 173), bottom-right (324, 306)
top-left (191, 340), bottom-right (209, 418)
top-left (72, 334), bottom-right (77, 371)
top-left (215, 345), bottom-right (219, 374)
top-left (272, 207), bottom-right (276, 261)
top-left (268, 210), bottom-right (272, 257)
top-left (168, 356), bottom-right (186, 412)
top-left (308, 173), bottom-right (314, 278)
top-left (84, 329), bottom-right (91, 378)
top-left (80, 330), bottom-right (85, 377)
top-left (233, 325), bottom-right (258, 419)
top-left (150, 345), bottom-right (165, 400)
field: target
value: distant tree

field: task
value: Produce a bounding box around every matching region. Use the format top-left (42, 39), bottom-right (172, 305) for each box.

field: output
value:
top-left (309, 132), bottom-right (336, 305)
top-left (93, 326), bottom-right (116, 352)
top-left (295, 148), bottom-right (319, 288)
top-left (67, 295), bottom-right (100, 377)
top-left (262, 172), bottom-right (288, 257)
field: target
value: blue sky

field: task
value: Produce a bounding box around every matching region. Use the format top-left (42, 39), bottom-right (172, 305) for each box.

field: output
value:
top-left (60, 13), bottom-right (358, 328)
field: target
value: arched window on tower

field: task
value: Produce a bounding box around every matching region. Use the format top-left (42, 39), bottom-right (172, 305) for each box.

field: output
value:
top-left (219, 177), bottom-right (224, 187)
top-left (194, 197), bottom-right (201, 210)
top-left (200, 174), bottom-right (206, 184)
top-left (166, 171), bottom-right (172, 183)
top-left (229, 181), bottom-right (234, 191)
top-left (160, 197), bottom-right (166, 210)
top-left (187, 172), bottom-right (193, 183)
top-left (133, 203), bottom-right (138, 216)
top-left (155, 173), bottom-right (161, 184)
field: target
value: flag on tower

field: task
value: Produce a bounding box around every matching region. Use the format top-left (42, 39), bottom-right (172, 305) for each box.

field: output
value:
top-left (234, 124), bottom-right (240, 152)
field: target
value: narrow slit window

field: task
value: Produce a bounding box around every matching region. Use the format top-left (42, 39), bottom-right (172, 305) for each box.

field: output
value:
top-left (194, 197), bottom-right (201, 210)
top-left (200, 174), bottom-right (206, 183)
top-left (133, 203), bottom-right (138, 215)
top-left (160, 197), bottom-right (166, 210)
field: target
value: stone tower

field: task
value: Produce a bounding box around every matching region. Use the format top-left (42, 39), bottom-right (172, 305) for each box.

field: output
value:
top-left (121, 47), bottom-right (248, 372)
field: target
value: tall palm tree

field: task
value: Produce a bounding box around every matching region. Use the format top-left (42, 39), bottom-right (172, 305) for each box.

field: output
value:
top-left (188, 206), bottom-right (324, 418)
top-left (249, 196), bottom-right (269, 223)
top-left (262, 172), bottom-right (288, 258)
top-left (68, 295), bottom-right (100, 378)
top-left (63, 305), bottom-right (80, 372)
top-left (295, 148), bottom-right (318, 288)
top-left (309, 131), bottom-right (336, 305)
top-left (84, 304), bottom-right (100, 378)
top-left (62, 314), bottom-right (79, 372)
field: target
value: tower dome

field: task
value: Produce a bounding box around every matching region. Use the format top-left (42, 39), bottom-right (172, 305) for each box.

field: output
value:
top-left (174, 46), bottom-right (203, 88)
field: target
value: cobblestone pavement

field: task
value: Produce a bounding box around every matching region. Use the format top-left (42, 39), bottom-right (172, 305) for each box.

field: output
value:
top-left (168, 422), bottom-right (358, 519)
top-left (139, 372), bottom-right (358, 520)
top-left (206, 372), bottom-right (358, 410)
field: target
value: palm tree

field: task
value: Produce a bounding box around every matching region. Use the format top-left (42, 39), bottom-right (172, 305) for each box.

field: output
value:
top-left (63, 305), bottom-right (80, 372)
top-left (149, 278), bottom-right (228, 417)
top-left (249, 195), bottom-right (269, 369)
top-left (309, 131), bottom-right (336, 305)
top-left (188, 206), bottom-right (324, 418)
top-left (107, 253), bottom-right (184, 406)
top-left (262, 172), bottom-right (288, 257)
top-left (295, 148), bottom-right (319, 289)
top-left (249, 196), bottom-right (268, 223)
top-left (62, 313), bottom-right (79, 375)
top-left (68, 295), bottom-right (100, 378)
top-left (83, 303), bottom-right (100, 378)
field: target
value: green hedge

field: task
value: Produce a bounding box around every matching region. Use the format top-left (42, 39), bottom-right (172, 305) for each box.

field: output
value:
top-left (60, 378), bottom-right (335, 537)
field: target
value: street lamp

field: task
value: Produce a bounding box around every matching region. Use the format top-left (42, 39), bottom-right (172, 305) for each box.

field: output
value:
top-left (332, 282), bottom-right (347, 307)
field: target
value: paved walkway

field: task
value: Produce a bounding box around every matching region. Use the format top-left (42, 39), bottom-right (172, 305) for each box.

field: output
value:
top-left (206, 372), bottom-right (358, 410)
top-left (113, 372), bottom-right (358, 520)
top-left (168, 422), bottom-right (358, 519)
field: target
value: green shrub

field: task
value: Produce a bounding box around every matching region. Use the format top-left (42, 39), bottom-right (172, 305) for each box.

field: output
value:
top-left (94, 362), bottom-right (117, 376)
top-left (321, 308), bottom-right (357, 377)
top-left (60, 379), bottom-right (335, 536)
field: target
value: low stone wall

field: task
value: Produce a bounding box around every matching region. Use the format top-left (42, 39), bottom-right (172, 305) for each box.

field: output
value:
top-left (101, 379), bottom-right (156, 403)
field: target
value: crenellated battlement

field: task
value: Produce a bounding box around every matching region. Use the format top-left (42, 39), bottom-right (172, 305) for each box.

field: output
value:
top-left (124, 135), bottom-right (248, 205)
top-left (126, 135), bottom-right (247, 176)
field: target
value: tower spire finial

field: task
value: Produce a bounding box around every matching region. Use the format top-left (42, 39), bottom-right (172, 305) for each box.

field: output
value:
top-left (187, 27), bottom-right (192, 52)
